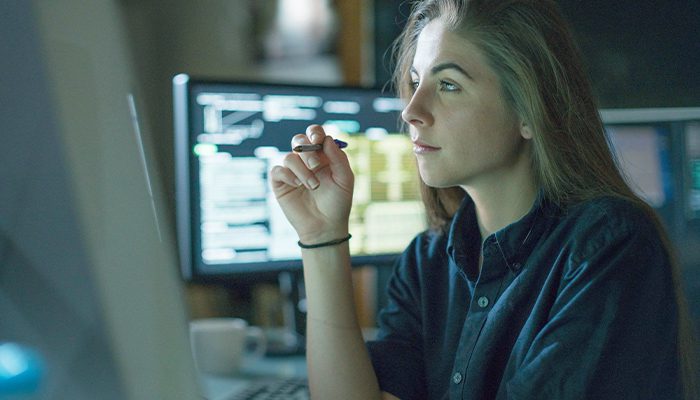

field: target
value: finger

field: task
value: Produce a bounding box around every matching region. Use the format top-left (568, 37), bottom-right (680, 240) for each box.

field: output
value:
top-left (269, 165), bottom-right (303, 191)
top-left (282, 152), bottom-right (320, 190)
top-left (306, 124), bottom-right (327, 145)
top-left (291, 132), bottom-right (310, 147)
top-left (291, 133), bottom-right (326, 170)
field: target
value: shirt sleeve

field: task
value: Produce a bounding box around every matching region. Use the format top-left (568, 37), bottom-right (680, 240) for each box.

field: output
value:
top-left (366, 235), bottom-right (429, 400)
top-left (504, 211), bottom-right (682, 399)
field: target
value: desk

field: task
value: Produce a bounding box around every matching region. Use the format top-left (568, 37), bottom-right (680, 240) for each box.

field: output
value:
top-left (199, 355), bottom-right (307, 400)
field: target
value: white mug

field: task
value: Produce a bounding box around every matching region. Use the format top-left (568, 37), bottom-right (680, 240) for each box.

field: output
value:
top-left (189, 318), bottom-right (266, 376)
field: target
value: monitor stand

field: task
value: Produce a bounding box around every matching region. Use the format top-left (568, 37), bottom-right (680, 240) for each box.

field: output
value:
top-left (264, 271), bottom-right (306, 356)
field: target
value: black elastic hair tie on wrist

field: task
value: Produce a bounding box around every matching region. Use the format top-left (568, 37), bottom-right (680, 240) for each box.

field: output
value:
top-left (298, 234), bottom-right (352, 249)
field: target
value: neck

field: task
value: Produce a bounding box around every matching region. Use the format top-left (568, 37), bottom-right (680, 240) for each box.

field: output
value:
top-left (463, 168), bottom-right (538, 241)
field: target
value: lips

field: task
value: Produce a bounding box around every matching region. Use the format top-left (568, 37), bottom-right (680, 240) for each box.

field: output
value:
top-left (412, 139), bottom-right (441, 154)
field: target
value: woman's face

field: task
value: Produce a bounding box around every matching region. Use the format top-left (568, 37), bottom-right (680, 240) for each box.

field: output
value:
top-left (402, 18), bottom-right (532, 190)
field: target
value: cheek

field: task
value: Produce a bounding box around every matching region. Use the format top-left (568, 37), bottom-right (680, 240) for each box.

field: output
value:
top-left (478, 101), bottom-right (522, 144)
top-left (449, 115), bottom-right (522, 162)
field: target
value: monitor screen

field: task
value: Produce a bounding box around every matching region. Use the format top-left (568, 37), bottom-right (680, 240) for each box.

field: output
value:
top-left (684, 122), bottom-right (700, 219)
top-left (605, 124), bottom-right (671, 209)
top-left (174, 76), bottom-right (426, 280)
top-left (601, 108), bottom-right (700, 219)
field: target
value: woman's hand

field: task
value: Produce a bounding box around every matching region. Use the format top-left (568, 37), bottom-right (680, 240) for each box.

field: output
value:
top-left (269, 125), bottom-right (354, 244)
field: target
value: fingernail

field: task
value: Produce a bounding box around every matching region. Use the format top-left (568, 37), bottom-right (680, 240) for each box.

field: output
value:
top-left (310, 133), bottom-right (318, 143)
top-left (307, 156), bottom-right (320, 169)
top-left (307, 176), bottom-right (320, 190)
top-left (294, 178), bottom-right (302, 187)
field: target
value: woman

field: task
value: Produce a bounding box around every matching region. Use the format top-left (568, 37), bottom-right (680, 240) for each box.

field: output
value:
top-left (270, 0), bottom-right (698, 399)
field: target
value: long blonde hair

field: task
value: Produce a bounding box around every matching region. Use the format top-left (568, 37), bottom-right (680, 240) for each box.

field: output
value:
top-left (392, 0), bottom-right (697, 397)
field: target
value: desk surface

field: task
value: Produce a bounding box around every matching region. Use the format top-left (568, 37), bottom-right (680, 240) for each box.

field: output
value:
top-left (199, 355), bottom-right (307, 400)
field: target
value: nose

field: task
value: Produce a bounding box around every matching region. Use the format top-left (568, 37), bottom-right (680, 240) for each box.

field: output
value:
top-left (401, 89), bottom-right (434, 127)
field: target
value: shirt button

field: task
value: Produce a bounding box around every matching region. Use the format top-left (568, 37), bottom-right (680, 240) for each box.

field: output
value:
top-left (512, 262), bottom-right (522, 271)
top-left (477, 296), bottom-right (489, 308)
top-left (452, 372), bottom-right (463, 384)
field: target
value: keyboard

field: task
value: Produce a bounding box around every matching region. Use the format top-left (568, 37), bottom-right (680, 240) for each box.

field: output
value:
top-left (227, 377), bottom-right (309, 400)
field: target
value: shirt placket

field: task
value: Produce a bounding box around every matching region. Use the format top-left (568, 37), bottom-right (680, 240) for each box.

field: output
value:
top-left (448, 244), bottom-right (507, 399)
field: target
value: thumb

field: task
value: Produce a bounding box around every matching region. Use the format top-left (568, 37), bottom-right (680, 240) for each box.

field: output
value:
top-left (323, 136), bottom-right (353, 183)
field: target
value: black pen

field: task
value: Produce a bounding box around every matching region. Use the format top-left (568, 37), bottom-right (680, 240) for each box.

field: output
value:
top-left (293, 138), bottom-right (348, 153)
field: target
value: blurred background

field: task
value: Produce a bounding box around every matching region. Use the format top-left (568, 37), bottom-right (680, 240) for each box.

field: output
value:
top-left (118, 0), bottom-right (700, 328)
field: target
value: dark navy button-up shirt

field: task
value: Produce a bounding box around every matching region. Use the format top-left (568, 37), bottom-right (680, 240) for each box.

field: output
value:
top-left (366, 194), bottom-right (681, 399)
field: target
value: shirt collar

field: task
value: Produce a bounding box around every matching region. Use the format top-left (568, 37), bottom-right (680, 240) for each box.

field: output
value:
top-left (447, 190), bottom-right (554, 279)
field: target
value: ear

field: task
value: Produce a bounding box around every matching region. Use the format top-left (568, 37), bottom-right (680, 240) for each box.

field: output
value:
top-left (519, 122), bottom-right (533, 140)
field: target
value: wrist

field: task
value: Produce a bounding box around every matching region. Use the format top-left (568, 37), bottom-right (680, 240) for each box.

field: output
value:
top-left (298, 226), bottom-right (349, 245)
top-left (298, 234), bottom-right (351, 249)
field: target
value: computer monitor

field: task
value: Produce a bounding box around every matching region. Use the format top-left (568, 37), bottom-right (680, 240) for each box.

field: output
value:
top-left (682, 120), bottom-right (700, 221)
top-left (173, 76), bottom-right (426, 281)
top-left (0, 1), bottom-right (200, 398)
top-left (601, 108), bottom-right (700, 219)
top-left (603, 111), bottom-right (673, 210)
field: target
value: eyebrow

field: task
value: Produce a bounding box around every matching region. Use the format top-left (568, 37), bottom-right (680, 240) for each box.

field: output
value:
top-left (410, 62), bottom-right (474, 80)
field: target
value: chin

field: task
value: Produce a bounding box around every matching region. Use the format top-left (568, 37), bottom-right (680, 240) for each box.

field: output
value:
top-left (417, 157), bottom-right (481, 188)
top-left (418, 171), bottom-right (457, 189)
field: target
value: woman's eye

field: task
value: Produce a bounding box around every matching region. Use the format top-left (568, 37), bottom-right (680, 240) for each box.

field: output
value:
top-left (439, 80), bottom-right (459, 92)
top-left (409, 79), bottom-right (420, 91)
